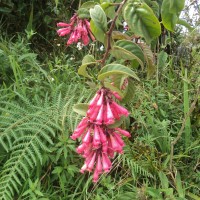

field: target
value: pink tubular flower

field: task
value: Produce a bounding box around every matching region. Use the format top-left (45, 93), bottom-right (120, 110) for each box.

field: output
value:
top-left (102, 153), bottom-right (111, 172)
top-left (86, 87), bottom-right (128, 125)
top-left (105, 101), bottom-right (115, 124)
top-left (57, 14), bottom-right (95, 46)
top-left (71, 86), bottom-right (131, 183)
top-left (111, 101), bottom-right (129, 117)
top-left (57, 27), bottom-right (71, 36)
top-left (115, 127), bottom-right (131, 138)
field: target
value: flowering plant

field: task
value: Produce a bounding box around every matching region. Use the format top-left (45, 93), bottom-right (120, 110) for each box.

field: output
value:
top-left (55, 0), bottom-right (176, 182)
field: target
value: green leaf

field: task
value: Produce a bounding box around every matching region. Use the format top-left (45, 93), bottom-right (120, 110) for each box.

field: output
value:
top-left (104, 82), bottom-right (124, 98)
top-left (80, 1), bottom-right (98, 9)
top-left (176, 172), bottom-right (185, 198)
top-left (26, 5), bottom-right (33, 32)
top-left (146, 187), bottom-right (163, 198)
top-left (115, 40), bottom-right (145, 67)
top-left (34, 190), bottom-right (44, 196)
top-left (124, 2), bottom-right (161, 43)
top-left (90, 20), bottom-right (105, 43)
top-left (108, 116), bottom-right (125, 128)
top-left (77, 8), bottom-right (90, 19)
top-left (122, 78), bottom-right (135, 103)
top-left (90, 5), bottom-right (107, 32)
top-left (78, 62), bottom-right (96, 78)
top-left (82, 54), bottom-right (96, 64)
top-left (170, 0), bottom-right (185, 14)
top-left (98, 64), bottom-right (140, 81)
top-left (157, 51), bottom-right (168, 69)
top-left (140, 43), bottom-right (155, 78)
top-left (161, 0), bottom-right (184, 31)
top-left (110, 46), bottom-right (143, 68)
top-left (141, 0), bottom-right (159, 16)
top-left (79, 55), bottom-right (97, 78)
top-left (178, 19), bottom-right (194, 31)
top-left (73, 103), bottom-right (89, 116)
top-left (159, 171), bottom-right (169, 189)
top-left (187, 192), bottom-right (200, 200)
top-left (101, 2), bottom-right (115, 19)
top-left (112, 31), bottom-right (131, 40)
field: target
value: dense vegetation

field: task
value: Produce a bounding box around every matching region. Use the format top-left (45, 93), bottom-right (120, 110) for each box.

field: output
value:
top-left (0, 0), bottom-right (199, 199)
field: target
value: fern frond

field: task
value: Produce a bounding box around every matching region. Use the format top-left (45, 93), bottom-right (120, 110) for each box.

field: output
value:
top-left (119, 146), bottom-right (154, 180)
top-left (0, 84), bottom-right (93, 200)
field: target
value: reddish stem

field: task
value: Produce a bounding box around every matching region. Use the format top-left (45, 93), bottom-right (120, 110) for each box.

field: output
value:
top-left (100, 0), bottom-right (128, 66)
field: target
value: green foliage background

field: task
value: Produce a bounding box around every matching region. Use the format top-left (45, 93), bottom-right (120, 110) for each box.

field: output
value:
top-left (0, 0), bottom-right (199, 199)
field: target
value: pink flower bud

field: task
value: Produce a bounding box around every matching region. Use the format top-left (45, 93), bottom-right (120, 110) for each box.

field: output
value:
top-left (89, 93), bottom-right (100, 108)
top-left (105, 101), bottom-right (115, 124)
top-left (112, 91), bottom-right (122, 100)
top-left (110, 135), bottom-right (123, 153)
top-left (80, 163), bottom-right (87, 174)
top-left (77, 117), bottom-right (88, 128)
top-left (107, 136), bottom-right (115, 158)
top-left (85, 151), bottom-right (94, 164)
top-left (88, 106), bottom-right (100, 121)
top-left (82, 34), bottom-right (90, 45)
top-left (111, 101), bottom-right (129, 117)
top-left (87, 152), bottom-right (96, 172)
top-left (96, 104), bottom-right (104, 124)
top-left (76, 143), bottom-right (86, 154)
top-left (115, 128), bottom-right (131, 138)
top-left (93, 125), bottom-right (101, 148)
top-left (110, 104), bottom-right (120, 120)
top-left (96, 154), bottom-right (102, 173)
top-left (113, 132), bottom-right (124, 147)
top-left (57, 28), bottom-right (71, 36)
top-left (102, 153), bottom-right (111, 172)
top-left (83, 144), bottom-right (92, 158)
top-left (102, 143), bottom-right (108, 153)
top-left (71, 124), bottom-right (87, 140)
top-left (98, 126), bottom-right (107, 144)
top-left (57, 22), bottom-right (71, 27)
top-left (82, 128), bottom-right (91, 144)
top-left (93, 168), bottom-right (99, 183)
top-left (96, 90), bottom-right (104, 107)
top-left (84, 20), bottom-right (91, 30)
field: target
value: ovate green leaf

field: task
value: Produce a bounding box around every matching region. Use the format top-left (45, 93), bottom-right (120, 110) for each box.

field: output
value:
top-left (80, 1), bottom-right (98, 9)
top-left (178, 19), bottom-right (194, 31)
top-left (77, 8), bottom-right (90, 19)
top-left (159, 171), bottom-right (169, 189)
top-left (161, 0), bottom-right (178, 31)
top-left (73, 103), bottom-right (89, 116)
top-left (82, 54), bottom-right (96, 64)
top-left (110, 46), bottom-right (144, 68)
top-left (108, 116), bottom-right (125, 128)
top-left (170, 0), bottom-right (185, 14)
top-left (122, 78), bottom-right (135, 103)
top-left (116, 40), bottom-right (145, 66)
top-left (90, 20), bottom-right (105, 43)
top-left (140, 43), bottom-right (155, 78)
top-left (124, 2), bottom-right (161, 43)
top-left (78, 55), bottom-right (97, 78)
top-left (90, 5), bottom-right (107, 32)
top-left (78, 62), bottom-right (96, 78)
top-left (98, 64), bottom-right (140, 81)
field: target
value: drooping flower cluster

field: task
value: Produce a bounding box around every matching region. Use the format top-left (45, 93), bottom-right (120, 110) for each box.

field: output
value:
top-left (71, 87), bottom-right (131, 182)
top-left (57, 14), bottom-right (95, 46)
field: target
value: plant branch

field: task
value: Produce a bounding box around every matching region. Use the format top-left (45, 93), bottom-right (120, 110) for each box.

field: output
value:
top-left (101, 0), bottom-right (128, 66)
top-left (169, 87), bottom-right (200, 170)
